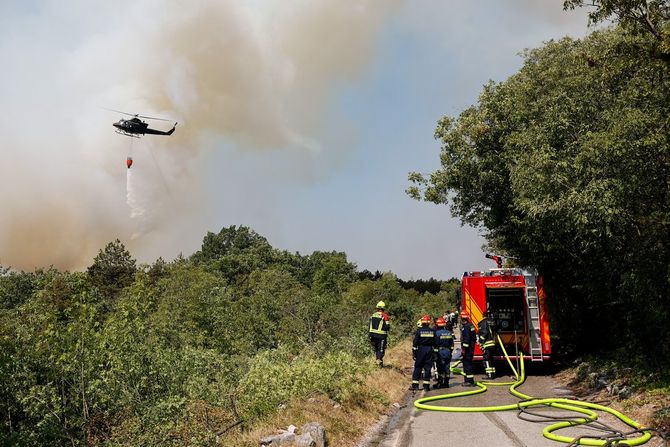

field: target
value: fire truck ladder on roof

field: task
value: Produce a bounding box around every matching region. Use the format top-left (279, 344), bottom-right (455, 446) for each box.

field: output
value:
top-left (524, 276), bottom-right (544, 362)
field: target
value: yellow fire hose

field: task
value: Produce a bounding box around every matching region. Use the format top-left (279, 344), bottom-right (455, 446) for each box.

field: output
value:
top-left (414, 335), bottom-right (654, 446)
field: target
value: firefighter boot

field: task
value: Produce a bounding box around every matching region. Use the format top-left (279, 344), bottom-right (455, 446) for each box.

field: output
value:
top-left (444, 378), bottom-right (450, 388)
top-left (409, 381), bottom-right (419, 391)
top-left (463, 376), bottom-right (476, 387)
top-left (423, 383), bottom-right (431, 392)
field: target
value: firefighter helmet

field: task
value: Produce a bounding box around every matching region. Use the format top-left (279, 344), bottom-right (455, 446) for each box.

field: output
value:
top-left (436, 317), bottom-right (446, 327)
top-left (417, 319), bottom-right (422, 327)
top-left (420, 315), bottom-right (431, 325)
top-left (376, 301), bottom-right (386, 309)
top-left (460, 311), bottom-right (469, 320)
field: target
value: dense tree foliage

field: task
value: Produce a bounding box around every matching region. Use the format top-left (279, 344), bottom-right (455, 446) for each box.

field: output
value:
top-left (408, 26), bottom-right (669, 365)
top-left (564, 0), bottom-right (670, 54)
top-left (0, 227), bottom-right (457, 446)
top-left (87, 239), bottom-right (137, 301)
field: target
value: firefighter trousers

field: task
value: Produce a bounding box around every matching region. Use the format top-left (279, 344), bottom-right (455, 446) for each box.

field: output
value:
top-left (482, 347), bottom-right (496, 378)
top-left (369, 336), bottom-right (386, 362)
top-left (412, 346), bottom-right (433, 389)
top-left (435, 348), bottom-right (452, 385)
top-left (462, 348), bottom-right (475, 383)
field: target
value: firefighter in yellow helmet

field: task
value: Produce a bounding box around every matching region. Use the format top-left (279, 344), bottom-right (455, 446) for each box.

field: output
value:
top-left (411, 315), bottom-right (435, 392)
top-left (369, 301), bottom-right (390, 367)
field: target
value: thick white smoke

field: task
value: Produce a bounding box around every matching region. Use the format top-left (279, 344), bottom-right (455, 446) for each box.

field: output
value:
top-left (0, 0), bottom-right (402, 270)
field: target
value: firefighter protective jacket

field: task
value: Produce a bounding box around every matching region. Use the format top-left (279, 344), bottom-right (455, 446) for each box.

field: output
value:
top-left (369, 311), bottom-right (390, 339)
top-left (434, 328), bottom-right (454, 351)
top-left (412, 326), bottom-right (435, 352)
top-left (477, 318), bottom-right (496, 350)
top-left (460, 321), bottom-right (477, 351)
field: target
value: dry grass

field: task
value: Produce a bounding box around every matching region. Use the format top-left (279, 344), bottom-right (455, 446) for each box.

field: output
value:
top-left (620, 390), bottom-right (670, 435)
top-left (556, 365), bottom-right (670, 436)
top-left (223, 339), bottom-right (414, 447)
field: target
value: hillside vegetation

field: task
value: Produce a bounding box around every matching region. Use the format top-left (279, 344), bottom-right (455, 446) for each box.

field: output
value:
top-left (0, 226), bottom-right (456, 446)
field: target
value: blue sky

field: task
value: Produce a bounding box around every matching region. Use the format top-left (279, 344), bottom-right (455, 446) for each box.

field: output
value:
top-left (0, 1), bottom-right (591, 278)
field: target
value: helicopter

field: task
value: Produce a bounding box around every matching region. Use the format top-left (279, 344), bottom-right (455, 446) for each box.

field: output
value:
top-left (109, 109), bottom-right (177, 138)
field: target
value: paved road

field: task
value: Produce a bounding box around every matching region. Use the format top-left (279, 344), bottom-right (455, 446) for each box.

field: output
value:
top-left (406, 374), bottom-right (577, 447)
top-left (379, 372), bottom-right (652, 447)
top-left (376, 331), bottom-right (657, 447)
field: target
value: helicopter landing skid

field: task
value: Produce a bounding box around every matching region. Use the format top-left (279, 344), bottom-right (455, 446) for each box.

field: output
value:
top-left (115, 130), bottom-right (141, 138)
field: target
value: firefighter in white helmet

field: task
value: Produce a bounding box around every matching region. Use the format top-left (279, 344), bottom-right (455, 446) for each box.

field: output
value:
top-left (369, 301), bottom-right (390, 367)
top-left (478, 311), bottom-right (497, 379)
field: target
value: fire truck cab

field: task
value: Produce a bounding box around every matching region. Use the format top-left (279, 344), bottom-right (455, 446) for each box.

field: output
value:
top-left (460, 259), bottom-right (551, 363)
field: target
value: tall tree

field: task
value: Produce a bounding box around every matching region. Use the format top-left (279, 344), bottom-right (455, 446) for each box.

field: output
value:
top-left (564, 0), bottom-right (670, 53)
top-left (408, 27), bottom-right (669, 361)
top-left (191, 225), bottom-right (272, 265)
top-left (87, 240), bottom-right (137, 300)
top-left (311, 253), bottom-right (357, 297)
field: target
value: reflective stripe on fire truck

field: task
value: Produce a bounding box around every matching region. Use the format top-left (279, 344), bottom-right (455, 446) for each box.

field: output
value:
top-left (538, 285), bottom-right (551, 354)
top-left (464, 288), bottom-right (484, 327)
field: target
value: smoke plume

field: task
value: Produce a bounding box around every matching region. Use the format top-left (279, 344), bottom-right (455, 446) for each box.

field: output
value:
top-left (0, 0), bottom-right (401, 270)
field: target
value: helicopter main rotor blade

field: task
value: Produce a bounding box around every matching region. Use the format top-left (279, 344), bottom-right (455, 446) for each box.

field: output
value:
top-left (136, 114), bottom-right (175, 122)
top-left (102, 107), bottom-right (137, 116)
top-left (103, 107), bottom-right (175, 122)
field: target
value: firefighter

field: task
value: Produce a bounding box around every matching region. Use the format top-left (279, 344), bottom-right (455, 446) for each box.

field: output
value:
top-left (368, 301), bottom-right (390, 367)
top-left (460, 311), bottom-right (477, 386)
top-left (478, 312), bottom-right (496, 379)
top-left (434, 317), bottom-right (454, 388)
top-left (411, 315), bottom-right (435, 392)
top-left (444, 310), bottom-right (457, 331)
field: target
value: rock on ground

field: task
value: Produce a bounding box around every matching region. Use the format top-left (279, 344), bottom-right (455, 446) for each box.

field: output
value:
top-left (260, 422), bottom-right (326, 447)
top-left (259, 432), bottom-right (296, 446)
top-left (301, 423), bottom-right (326, 447)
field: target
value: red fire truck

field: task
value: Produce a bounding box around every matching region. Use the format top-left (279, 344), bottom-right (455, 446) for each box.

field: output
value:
top-left (460, 255), bottom-right (551, 362)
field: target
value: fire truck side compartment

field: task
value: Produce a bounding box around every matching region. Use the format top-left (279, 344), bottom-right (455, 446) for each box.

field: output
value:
top-left (486, 287), bottom-right (526, 332)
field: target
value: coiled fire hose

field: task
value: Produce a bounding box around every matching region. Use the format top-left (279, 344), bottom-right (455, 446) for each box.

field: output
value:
top-left (414, 335), bottom-right (665, 446)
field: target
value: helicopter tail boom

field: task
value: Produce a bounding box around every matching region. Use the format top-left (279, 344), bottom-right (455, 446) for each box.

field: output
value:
top-left (142, 122), bottom-right (177, 136)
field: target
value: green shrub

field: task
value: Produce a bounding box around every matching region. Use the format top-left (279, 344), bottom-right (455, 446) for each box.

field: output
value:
top-left (235, 347), bottom-right (370, 422)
